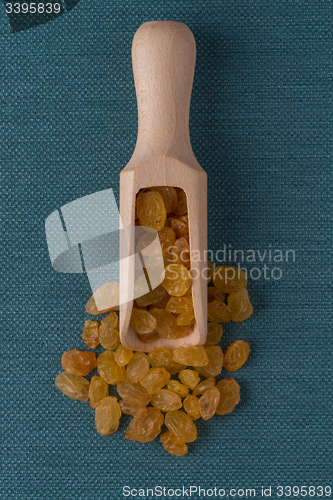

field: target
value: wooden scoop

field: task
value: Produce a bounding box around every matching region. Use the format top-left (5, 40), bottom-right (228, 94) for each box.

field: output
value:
top-left (119, 20), bottom-right (207, 351)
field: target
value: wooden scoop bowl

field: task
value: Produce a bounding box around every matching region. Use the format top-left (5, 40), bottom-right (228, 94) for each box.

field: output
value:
top-left (119, 21), bottom-right (207, 351)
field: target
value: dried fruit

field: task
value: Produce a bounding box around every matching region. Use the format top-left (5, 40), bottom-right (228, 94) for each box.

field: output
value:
top-left (138, 331), bottom-right (160, 344)
top-left (97, 351), bottom-right (126, 385)
top-left (166, 380), bottom-right (189, 398)
top-left (114, 345), bottom-right (133, 367)
top-left (176, 311), bottom-right (195, 326)
top-left (183, 395), bottom-right (201, 420)
top-left (151, 389), bottom-right (182, 412)
top-left (192, 377), bottom-right (216, 396)
top-left (173, 188), bottom-right (187, 216)
top-left (198, 387), bottom-right (220, 420)
top-left (151, 186), bottom-right (178, 213)
top-left (161, 264), bottom-right (192, 297)
top-left (55, 372), bottom-right (90, 402)
top-left (150, 293), bottom-right (171, 310)
top-left (207, 286), bottom-right (226, 303)
top-left (125, 407), bottom-right (164, 443)
top-left (216, 379), bottom-right (241, 415)
top-left (227, 287), bottom-right (253, 322)
top-left (117, 380), bottom-right (151, 406)
top-left (207, 300), bottom-right (232, 323)
top-left (170, 238), bottom-right (190, 269)
top-left (140, 368), bottom-right (171, 394)
top-left (165, 296), bottom-right (193, 314)
top-left (136, 190), bottom-right (167, 231)
top-left (126, 352), bottom-right (150, 383)
top-left (130, 308), bottom-right (157, 335)
top-left (195, 346), bottom-right (223, 378)
top-left (148, 348), bottom-right (185, 375)
top-left (166, 216), bottom-right (189, 240)
top-left (213, 265), bottom-right (247, 294)
top-left (173, 346), bottom-right (209, 367)
top-left (99, 311), bottom-right (120, 350)
top-left (89, 376), bottom-right (109, 409)
top-left (149, 307), bottom-right (178, 338)
top-left (157, 227), bottom-right (176, 253)
top-left (135, 285), bottom-right (167, 308)
top-left (82, 320), bottom-right (99, 349)
top-left (223, 340), bottom-right (250, 372)
top-left (85, 282), bottom-right (119, 314)
top-left (119, 399), bottom-right (147, 418)
top-left (61, 350), bottom-right (97, 376)
top-left (165, 411), bottom-right (197, 443)
top-left (160, 431), bottom-right (188, 456)
top-left (95, 396), bottom-right (122, 435)
top-left (172, 325), bottom-right (195, 339)
top-left (178, 369), bottom-right (200, 390)
top-left (204, 323), bottom-right (223, 347)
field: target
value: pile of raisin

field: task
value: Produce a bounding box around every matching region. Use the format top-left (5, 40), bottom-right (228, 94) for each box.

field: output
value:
top-left (132, 187), bottom-right (194, 342)
top-left (55, 221), bottom-right (253, 456)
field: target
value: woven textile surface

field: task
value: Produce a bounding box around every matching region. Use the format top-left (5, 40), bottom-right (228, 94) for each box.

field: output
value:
top-left (1, 1), bottom-right (332, 499)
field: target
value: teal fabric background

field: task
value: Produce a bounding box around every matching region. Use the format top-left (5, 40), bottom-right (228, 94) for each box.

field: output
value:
top-left (1, 1), bottom-right (332, 499)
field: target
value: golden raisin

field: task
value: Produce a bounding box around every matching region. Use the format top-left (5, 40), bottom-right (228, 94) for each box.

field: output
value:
top-left (172, 325), bottom-right (195, 339)
top-left (173, 188), bottom-right (187, 216)
top-left (140, 368), bottom-right (171, 394)
top-left (183, 395), bottom-right (201, 420)
top-left (161, 264), bottom-right (192, 297)
top-left (99, 311), bottom-right (120, 350)
top-left (151, 389), bottom-right (182, 412)
top-left (227, 287), bottom-right (253, 322)
top-left (165, 411), bottom-right (197, 443)
top-left (130, 308), bottom-right (157, 335)
top-left (166, 216), bottom-right (189, 240)
top-left (160, 431), bottom-right (188, 456)
top-left (207, 300), bottom-right (232, 323)
top-left (170, 238), bottom-right (190, 269)
top-left (176, 311), bottom-right (195, 326)
top-left (82, 320), bottom-right (99, 349)
top-left (97, 351), bottom-right (126, 385)
top-left (136, 190), bottom-right (167, 231)
top-left (195, 346), bottom-right (223, 378)
top-left (157, 227), bottom-right (176, 253)
top-left (192, 377), bottom-right (216, 396)
top-left (138, 331), bottom-right (160, 344)
top-left (150, 293), bottom-right (171, 310)
top-left (125, 407), bottom-right (164, 443)
top-left (178, 369), bottom-right (200, 390)
top-left (117, 380), bottom-right (151, 406)
top-left (198, 387), bottom-right (220, 420)
top-left (216, 378), bottom-right (241, 415)
top-left (135, 285), bottom-right (167, 308)
top-left (89, 376), bottom-right (109, 409)
top-left (213, 265), bottom-right (247, 294)
top-left (95, 396), bottom-right (121, 436)
top-left (207, 286), bottom-right (226, 303)
top-left (85, 282), bottom-right (119, 314)
top-left (223, 340), bottom-right (250, 372)
top-left (126, 352), bottom-right (150, 383)
top-left (166, 380), bottom-right (189, 398)
top-left (166, 296), bottom-right (193, 314)
top-left (151, 186), bottom-right (178, 213)
top-left (114, 345), bottom-right (133, 367)
top-left (173, 346), bottom-right (209, 367)
top-left (148, 348), bottom-right (185, 375)
top-left (61, 350), bottom-right (97, 376)
top-left (204, 323), bottom-right (223, 347)
top-left (55, 372), bottom-right (90, 402)
top-left (119, 399), bottom-right (147, 418)
top-left (149, 308), bottom-right (178, 338)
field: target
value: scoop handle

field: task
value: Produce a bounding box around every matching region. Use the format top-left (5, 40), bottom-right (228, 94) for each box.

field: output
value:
top-left (132, 21), bottom-right (196, 161)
